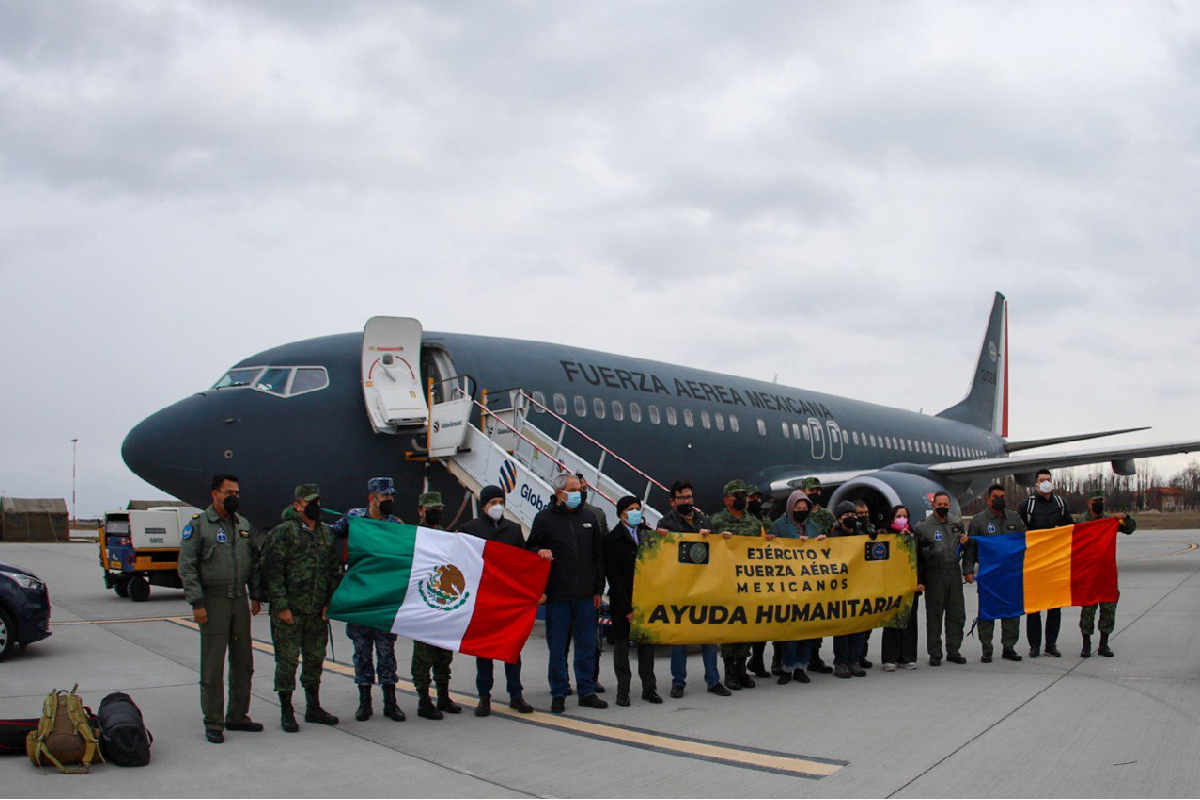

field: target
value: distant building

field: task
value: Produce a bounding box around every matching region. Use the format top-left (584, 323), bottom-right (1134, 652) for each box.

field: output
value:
top-left (0, 497), bottom-right (70, 542)
top-left (1144, 486), bottom-right (1186, 512)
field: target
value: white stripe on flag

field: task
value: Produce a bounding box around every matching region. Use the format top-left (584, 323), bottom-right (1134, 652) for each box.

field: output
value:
top-left (392, 527), bottom-right (486, 651)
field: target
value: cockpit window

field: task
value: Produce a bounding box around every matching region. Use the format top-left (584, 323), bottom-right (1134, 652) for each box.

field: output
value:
top-left (254, 368), bottom-right (292, 395)
top-left (213, 367), bottom-right (263, 389)
top-left (212, 365), bottom-right (330, 397)
top-left (290, 367), bottom-right (329, 395)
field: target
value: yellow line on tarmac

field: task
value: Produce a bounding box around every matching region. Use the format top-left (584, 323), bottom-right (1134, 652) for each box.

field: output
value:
top-left (167, 616), bottom-right (845, 779)
top-left (1121, 541), bottom-right (1200, 561)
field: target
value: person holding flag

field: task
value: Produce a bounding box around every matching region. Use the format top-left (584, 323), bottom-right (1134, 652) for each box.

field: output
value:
top-left (1075, 490), bottom-right (1137, 657)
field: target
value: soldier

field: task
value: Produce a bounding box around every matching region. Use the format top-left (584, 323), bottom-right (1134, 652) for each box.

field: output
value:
top-left (830, 502), bottom-right (870, 678)
top-left (1076, 490), bottom-right (1137, 657)
top-left (710, 479), bottom-right (767, 690)
top-left (800, 477), bottom-right (835, 674)
top-left (913, 491), bottom-right (968, 667)
top-left (331, 477), bottom-right (406, 724)
top-left (178, 473), bottom-right (263, 744)
top-left (745, 484), bottom-right (776, 679)
top-left (261, 483), bottom-right (342, 732)
top-left (411, 491), bottom-right (462, 720)
top-left (1018, 469), bottom-right (1074, 657)
top-left (964, 483), bottom-right (1026, 662)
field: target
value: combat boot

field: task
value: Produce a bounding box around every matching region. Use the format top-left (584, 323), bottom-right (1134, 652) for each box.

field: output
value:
top-left (1081, 635), bottom-right (1092, 658)
top-left (723, 658), bottom-right (742, 690)
top-left (746, 652), bottom-right (769, 679)
top-left (770, 646), bottom-right (783, 676)
top-left (304, 687), bottom-right (340, 725)
top-left (355, 685), bottom-right (373, 721)
top-left (382, 684), bottom-right (406, 721)
top-left (417, 689), bottom-right (443, 720)
top-left (737, 659), bottom-right (756, 689)
top-left (475, 692), bottom-right (492, 717)
top-left (1098, 633), bottom-right (1114, 657)
top-left (436, 683), bottom-right (462, 714)
top-left (278, 691), bottom-right (299, 733)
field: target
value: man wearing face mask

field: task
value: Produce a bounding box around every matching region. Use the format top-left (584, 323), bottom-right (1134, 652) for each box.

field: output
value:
top-left (527, 473), bottom-right (607, 713)
top-left (411, 491), bottom-right (462, 720)
top-left (573, 473), bottom-right (609, 695)
top-left (914, 491), bottom-right (968, 667)
top-left (711, 479), bottom-right (768, 689)
top-left (460, 485), bottom-right (535, 715)
top-left (830, 502), bottom-right (871, 678)
top-left (604, 496), bottom-right (661, 707)
top-left (261, 483), bottom-right (342, 731)
top-left (799, 477), bottom-right (835, 674)
top-left (965, 483), bottom-right (1026, 662)
top-left (1018, 470), bottom-right (1074, 657)
top-left (179, 473), bottom-right (263, 744)
top-left (331, 477), bottom-right (406, 724)
top-left (745, 485), bottom-right (777, 679)
top-left (1075, 490), bottom-right (1137, 657)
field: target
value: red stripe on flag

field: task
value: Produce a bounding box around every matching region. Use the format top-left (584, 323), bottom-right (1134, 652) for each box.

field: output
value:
top-left (459, 541), bottom-right (551, 663)
top-left (1069, 518), bottom-right (1120, 607)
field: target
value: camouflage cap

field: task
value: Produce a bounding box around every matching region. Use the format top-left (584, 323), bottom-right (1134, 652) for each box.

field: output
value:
top-left (367, 476), bottom-right (395, 495)
top-left (746, 484), bottom-right (761, 496)
top-left (294, 483), bottom-right (320, 502)
top-left (800, 477), bottom-right (822, 491)
top-left (723, 479), bottom-right (750, 495)
top-left (1089, 490), bottom-right (1106, 501)
top-left (418, 491), bottom-right (444, 508)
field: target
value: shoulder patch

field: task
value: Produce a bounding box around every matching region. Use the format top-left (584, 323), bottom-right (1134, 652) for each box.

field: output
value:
top-left (191, 513), bottom-right (200, 519)
top-left (182, 524), bottom-right (193, 540)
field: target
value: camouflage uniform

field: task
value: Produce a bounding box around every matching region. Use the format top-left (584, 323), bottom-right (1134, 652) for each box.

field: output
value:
top-left (965, 507), bottom-right (1025, 656)
top-left (711, 499), bottom-right (766, 661)
top-left (261, 505), bottom-right (341, 692)
top-left (1075, 507), bottom-right (1137, 637)
top-left (913, 513), bottom-right (967, 659)
top-left (412, 492), bottom-right (456, 707)
top-left (800, 478), bottom-right (834, 669)
top-left (334, 507), bottom-right (402, 686)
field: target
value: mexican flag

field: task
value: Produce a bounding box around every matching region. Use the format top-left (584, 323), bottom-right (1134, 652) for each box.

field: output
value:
top-left (328, 517), bottom-right (550, 663)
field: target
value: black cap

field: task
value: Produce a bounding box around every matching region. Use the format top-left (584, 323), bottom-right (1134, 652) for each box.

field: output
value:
top-left (480, 485), bottom-right (505, 506)
top-left (834, 500), bottom-right (858, 517)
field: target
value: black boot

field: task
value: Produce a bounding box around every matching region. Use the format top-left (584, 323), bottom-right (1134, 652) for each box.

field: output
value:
top-left (747, 648), bottom-right (769, 679)
top-left (475, 692), bottom-right (492, 717)
top-left (723, 658), bottom-right (742, 690)
top-left (738, 659), bottom-right (756, 689)
top-left (770, 645), bottom-right (783, 676)
top-left (1098, 633), bottom-right (1114, 657)
top-left (382, 684), bottom-right (406, 721)
top-left (436, 684), bottom-right (462, 714)
top-left (304, 687), bottom-right (339, 725)
top-left (417, 689), bottom-right (443, 720)
top-left (1081, 635), bottom-right (1092, 658)
top-left (355, 685), bottom-right (373, 722)
top-left (278, 691), bottom-right (299, 733)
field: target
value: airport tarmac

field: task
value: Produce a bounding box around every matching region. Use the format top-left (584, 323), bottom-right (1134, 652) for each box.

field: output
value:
top-left (3, 531), bottom-right (1200, 798)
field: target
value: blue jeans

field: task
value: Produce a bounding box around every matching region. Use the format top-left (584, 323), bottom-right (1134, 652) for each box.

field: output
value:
top-left (544, 599), bottom-right (597, 699)
top-left (833, 632), bottom-right (867, 665)
top-left (476, 657), bottom-right (523, 699)
top-left (669, 644), bottom-right (721, 688)
top-left (780, 640), bottom-right (812, 671)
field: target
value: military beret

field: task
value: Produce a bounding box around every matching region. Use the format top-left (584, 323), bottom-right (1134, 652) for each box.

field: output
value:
top-left (723, 479), bottom-right (750, 495)
top-left (801, 477), bottom-right (822, 491)
top-left (419, 491), bottom-right (444, 508)
top-left (294, 483), bottom-right (320, 501)
top-left (834, 500), bottom-right (858, 517)
top-left (479, 485), bottom-right (505, 506)
top-left (367, 476), bottom-right (395, 495)
top-left (1089, 490), bottom-right (1105, 501)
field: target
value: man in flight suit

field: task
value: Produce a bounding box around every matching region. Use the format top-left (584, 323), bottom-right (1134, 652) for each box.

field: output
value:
top-left (964, 483), bottom-right (1026, 662)
top-left (914, 491), bottom-right (968, 666)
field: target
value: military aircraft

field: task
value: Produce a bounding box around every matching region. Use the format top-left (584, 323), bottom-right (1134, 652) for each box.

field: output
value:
top-left (122, 292), bottom-right (1200, 529)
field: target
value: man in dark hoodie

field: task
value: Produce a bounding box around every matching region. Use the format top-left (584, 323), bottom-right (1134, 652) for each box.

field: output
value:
top-left (527, 473), bottom-right (608, 714)
top-left (460, 485), bottom-right (534, 716)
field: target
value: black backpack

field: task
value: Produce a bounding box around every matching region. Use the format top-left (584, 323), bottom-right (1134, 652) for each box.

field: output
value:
top-left (97, 692), bottom-right (152, 767)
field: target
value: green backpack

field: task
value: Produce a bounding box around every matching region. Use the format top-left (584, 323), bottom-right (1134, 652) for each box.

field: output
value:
top-left (26, 685), bottom-right (103, 773)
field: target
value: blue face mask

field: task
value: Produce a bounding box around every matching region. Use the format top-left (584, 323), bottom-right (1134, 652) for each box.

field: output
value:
top-left (626, 510), bottom-right (643, 526)
top-left (565, 491), bottom-right (582, 509)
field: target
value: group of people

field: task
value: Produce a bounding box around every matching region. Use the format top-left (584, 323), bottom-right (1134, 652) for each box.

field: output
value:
top-left (176, 467), bottom-right (1134, 743)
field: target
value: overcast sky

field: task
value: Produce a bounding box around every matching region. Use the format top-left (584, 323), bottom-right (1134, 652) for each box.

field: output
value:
top-left (2, 1), bottom-right (1198, 517)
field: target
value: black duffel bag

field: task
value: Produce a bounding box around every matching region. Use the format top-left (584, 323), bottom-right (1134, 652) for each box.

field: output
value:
top-left (0, 718), bottom-right (39, 756)
top-left (97, 692), bottom-right (152, 767)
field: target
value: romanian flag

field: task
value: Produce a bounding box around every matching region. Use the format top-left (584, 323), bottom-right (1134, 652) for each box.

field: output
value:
top-left (328, 518), bottom-right (549, 663)
top-left (975, 517), bottom-right (1120, 620)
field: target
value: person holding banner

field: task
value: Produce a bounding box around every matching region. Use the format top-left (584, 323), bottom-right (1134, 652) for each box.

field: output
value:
top-left (767, 490), bottom-right (826, 684)
top-left (913, 492), bottom-right (968, 668)
top-left (1075, 490), bottom-right (1137, 658)
top-left (800, 477), bottom-right (836, 674)
top-left (605, 496), bottom-right (661, 707)
top-left (965, 484), bottom-right (1026, 662)
top-left (411, 492), bottom-right (462, 720)
top-left (880, 505), bottom-right (922, 671)
top-left (829, 502), bottom-right (871, 678)
top-left (711, 479), bottom-right (767, 690)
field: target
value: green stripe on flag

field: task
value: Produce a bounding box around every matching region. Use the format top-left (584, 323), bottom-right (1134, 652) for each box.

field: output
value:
top-left (328, 517), bottom-right (417, 631)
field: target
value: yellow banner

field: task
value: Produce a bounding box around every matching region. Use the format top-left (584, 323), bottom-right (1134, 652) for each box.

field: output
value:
top-left (631, 533), bottom-right (917, 644)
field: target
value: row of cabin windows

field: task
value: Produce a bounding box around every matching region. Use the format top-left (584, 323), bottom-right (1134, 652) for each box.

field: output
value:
top-left (531, 391), bottom-right (985, 459)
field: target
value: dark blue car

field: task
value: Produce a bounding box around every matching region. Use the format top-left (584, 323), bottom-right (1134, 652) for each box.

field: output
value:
top-left (0, 561), bottom-right (51, 661)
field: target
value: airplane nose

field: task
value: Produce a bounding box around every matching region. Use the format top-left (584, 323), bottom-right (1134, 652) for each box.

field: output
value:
top-left (122, 394), bottom-right (209, 498)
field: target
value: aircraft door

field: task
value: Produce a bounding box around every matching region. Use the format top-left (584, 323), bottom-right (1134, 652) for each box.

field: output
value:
top-left (807, 418), bottom-right (825, 460)
top-left (362, 317), bottom-right (429, 434)
top-left (826, 420), bottom-right (844, 461)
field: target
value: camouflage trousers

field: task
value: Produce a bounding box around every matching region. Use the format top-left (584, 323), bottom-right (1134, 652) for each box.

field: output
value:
top-left (411, 641), bottom-right (453, 692)
top-left (271, 612), bottom-right (327, 692)
top-left (719, 643), bottom-right (751, 659)
top-left (347, 622), bottom-right (399, 686)
top-left (1080, 600), bottom-right (1118, 636)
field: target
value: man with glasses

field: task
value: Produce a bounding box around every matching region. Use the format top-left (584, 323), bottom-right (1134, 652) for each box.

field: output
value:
top-left (655, 481), bottom-right (730, 698)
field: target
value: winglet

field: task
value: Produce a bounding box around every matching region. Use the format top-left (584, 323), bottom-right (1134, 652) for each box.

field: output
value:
top-left (937, 292), bottom-right (1007, 436)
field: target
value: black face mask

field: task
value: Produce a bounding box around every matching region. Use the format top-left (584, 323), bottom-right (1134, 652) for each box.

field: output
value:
top-left (732, 496), bottom-right (748, 512)
top-left (933, 506), bottom-right (949, 518)
top-left (748, 500), bottom-right (763, 515)
top-left (676, 502), bottom-right (694, 517)
top-left (792, 509), bottom-right (810, 524)
top-left (303, 500), bottom-right (321, 521)
top-left (579, 488), bottom-right (588, 504)
top-left (222, 495), bottom-right (240, 516)
top-left (378, 499), bottom-right (394, 517)
top-left (424, 508), bottom-right (443, 527)
top-left (990, 496), bottom-right (1006, 511)
top-left (841, 517), bottom-right (858, 532)
top-left (805, 493), bottom-right (821, 506)
top-left (1091, 501), bottom-right (1105, 515)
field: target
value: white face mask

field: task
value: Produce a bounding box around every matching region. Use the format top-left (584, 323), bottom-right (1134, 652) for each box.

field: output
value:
top-left (1038, 480), bottom-right (1053, 494)
top-left (486, 504), bottom-right (505, 521)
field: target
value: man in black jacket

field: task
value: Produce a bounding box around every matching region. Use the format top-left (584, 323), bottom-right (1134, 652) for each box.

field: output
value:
top-left (527, 473), bottom-right (608, 713)
top-left (605, 495), bottom-right (660, 707)
top-left (461, 485), bottom-right (534, 716)
top-left (1019, 469), bottom-right (1074, 657)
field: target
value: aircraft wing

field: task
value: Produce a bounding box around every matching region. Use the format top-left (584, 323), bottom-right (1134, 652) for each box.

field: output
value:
top-left (767, 471), bottom-right (872, 496)
top-left (927, 438), bottom-right (1200, 481)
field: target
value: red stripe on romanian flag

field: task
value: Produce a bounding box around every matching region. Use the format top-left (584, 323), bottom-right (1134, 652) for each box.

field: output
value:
top-left (1022, 518), bottom-right (1119, 614)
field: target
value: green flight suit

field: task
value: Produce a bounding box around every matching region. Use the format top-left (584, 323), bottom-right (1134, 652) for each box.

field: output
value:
top-left (914, 514), bottom-right (967, 659)
top-left (711, 508), bottom-right (766, 659)
top-left (178, 505), bottom-right (259, 732)
top-left (261, 508), bottom-right (341, 692)
top-left (1075, 510), bottom-right (1137, 635)
top-left (965, 508), bottom-right (1025, 655)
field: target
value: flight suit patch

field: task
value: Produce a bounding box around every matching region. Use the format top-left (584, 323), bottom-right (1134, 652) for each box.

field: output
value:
top-left (182, 524), bottom-right (193, 540)
top-left (934, 531), bottom-right (943, 541)
top-left (217, 529), bottom-right (228, 543)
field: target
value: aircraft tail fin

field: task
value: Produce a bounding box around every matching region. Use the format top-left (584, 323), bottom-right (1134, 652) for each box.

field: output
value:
top-left (936, 292), bottom-right (1008, 436)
